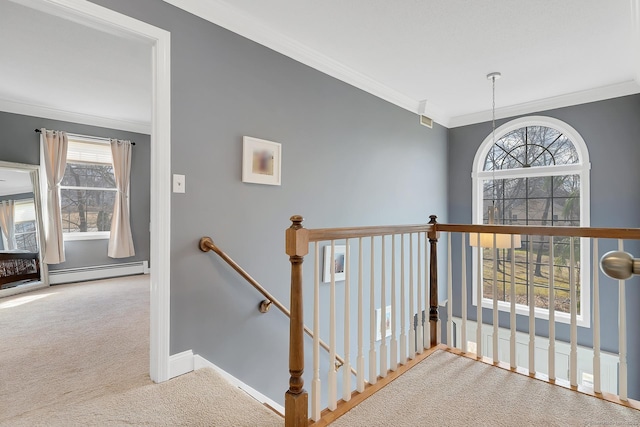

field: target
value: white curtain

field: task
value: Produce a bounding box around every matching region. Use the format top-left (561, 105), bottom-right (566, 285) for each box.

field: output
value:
top-left (0, 200), bottom-right (17, 250)
top-left (40, 128), bottom-right (68, 264)
top-left (108, 139), bottom-right (135, 258)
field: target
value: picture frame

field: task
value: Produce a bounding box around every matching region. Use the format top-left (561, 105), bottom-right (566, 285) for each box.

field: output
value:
top-left (375, 305), bottom-right (392, 341)
top-left (242, 136), bottom-right (281, 186)
top-left (323, 244), bottom-right (347, 283)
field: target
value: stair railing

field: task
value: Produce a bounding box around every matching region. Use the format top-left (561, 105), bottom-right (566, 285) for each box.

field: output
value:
top-left (199, 236), bottom-right (350, 371)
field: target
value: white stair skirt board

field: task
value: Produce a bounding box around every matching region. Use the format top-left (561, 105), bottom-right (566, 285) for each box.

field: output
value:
top-left (48, 261), bottom-right (149, 285)
top-left (168, 350), bottom-right (285, 416)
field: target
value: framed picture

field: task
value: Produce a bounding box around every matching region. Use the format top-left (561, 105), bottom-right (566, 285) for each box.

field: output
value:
top-left (242, 136), bottom-right (281, 186)
top-left (323, 245), bottom-right (347, 283)
top-left (375, 305), bottom-right (392, 341)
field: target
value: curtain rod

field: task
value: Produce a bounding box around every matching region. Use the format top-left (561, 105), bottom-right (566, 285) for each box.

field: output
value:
top-left (34, 129), bottom-right (135, 145)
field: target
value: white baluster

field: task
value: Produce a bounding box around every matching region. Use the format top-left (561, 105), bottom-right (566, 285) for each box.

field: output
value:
top-left (510, 234), bottom-right (516, 370)
top-left (492, 234), bottom-right (498, 364)
top-left (592, 238), bottom-right (601, 394)
top-left (476, 233), bottom-right (482, 359)
top-left (369, 236), bottom-right (377, 384)
top-left (548, 237), bottom-right (555, 381)
top-left (447, 232), bottom-right (452, 347)
top-left (425, 234), bottom-right (430, 349)
top-left (343, 239), bottom-right (351, 401)
top-left (357, 238), bottom-right (365, 393)
top-left (380, 236), bottom-right (388, 378)
top-left (400, 234), bottom-right (407, 364)
top-left (529, 236), bottom-right (535, 375)
top-left (461, 233), bottom-right (467, 353)
top-left (618, 239), bottom-right (627, 400)
top-left (409, 233), bottom-right (416, 359)
top-left (328, 241), bottom-right (337, 410)
top-left (416, 233), bottom-right (423, 354)
top-left (312, 242), bottom-right (321, 421)
top-left (390, 234), bottom-right (398, 371)
top-left (569, 237), bottom-right (577, 387)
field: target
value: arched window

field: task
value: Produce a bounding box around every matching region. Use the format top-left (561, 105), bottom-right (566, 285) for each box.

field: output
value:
top-left (471, 116), bottom-right (591, 326)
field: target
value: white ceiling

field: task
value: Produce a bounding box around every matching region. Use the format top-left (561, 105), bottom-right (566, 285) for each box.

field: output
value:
top-left (0, 0), bottom-right (638, 130)
top-left (0, 0), bottom-right (152, 133)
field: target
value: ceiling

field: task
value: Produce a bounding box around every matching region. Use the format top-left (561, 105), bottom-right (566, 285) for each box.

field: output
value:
top-left (0, 0), bottom-right (638, 131)
top-left (0, 0), bottom-right (152, 133)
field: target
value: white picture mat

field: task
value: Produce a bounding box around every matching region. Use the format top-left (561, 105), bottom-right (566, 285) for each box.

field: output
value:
top-left (242, 136), bottom-right (281, 186)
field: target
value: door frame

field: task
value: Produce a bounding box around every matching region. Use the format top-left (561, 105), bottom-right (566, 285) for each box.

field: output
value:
top-left (22, 0), bottom-right (172, 383)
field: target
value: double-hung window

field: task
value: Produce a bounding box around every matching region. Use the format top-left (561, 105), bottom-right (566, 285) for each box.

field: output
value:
top-left (60, 137), bottom-right (116, 240)
top-left (14, 200), bottom-right (38, 252)
top-left (471, 116), bottom-right (591, 326)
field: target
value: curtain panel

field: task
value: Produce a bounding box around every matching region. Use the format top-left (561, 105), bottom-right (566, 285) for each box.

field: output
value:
top-left (40, 129), bottom-right (68, 264)
top-left (0, 200), bottom-right (17, 250)
top-left (108, 139), bottom-right (135, 258)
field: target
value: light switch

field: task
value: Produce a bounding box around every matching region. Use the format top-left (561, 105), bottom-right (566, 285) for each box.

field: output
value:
top-left (173, 174), bottom-right (185, 193)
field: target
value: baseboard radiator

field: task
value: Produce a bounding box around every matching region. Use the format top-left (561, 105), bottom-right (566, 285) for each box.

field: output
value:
top-left (49, 261), bottom-right (149, 285)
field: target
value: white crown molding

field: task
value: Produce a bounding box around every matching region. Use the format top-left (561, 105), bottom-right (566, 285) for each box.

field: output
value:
top-left (161, 0), bottom-right (454, 125)
top-left (0, 98), bottom-right (151, 134)
top-left (448, 80), bottom-right (640, 128)
top-left (632, 0), bottom-right (640, 84)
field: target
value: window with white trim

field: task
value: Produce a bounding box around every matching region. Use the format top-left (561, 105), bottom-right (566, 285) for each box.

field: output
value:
top-left (60, 137), bottom-right (116, 240)
top-left (472, 116), bottom-right (591, 327)
top-left (14, 200), bottom-right (37, 252)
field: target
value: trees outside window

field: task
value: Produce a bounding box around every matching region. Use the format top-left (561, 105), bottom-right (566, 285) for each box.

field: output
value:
top-left (60, 138), bottom-right (116, 238)
top-left (472, 117), bottom-right (590, 326)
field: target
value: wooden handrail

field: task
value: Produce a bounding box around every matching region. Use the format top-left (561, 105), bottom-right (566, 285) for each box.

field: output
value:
top-left (199, 236), bottom-right (351, 372)
top-left (308, 224), bottom-right (431, 241)
top-left (436, 223), bottom-right (640, 239)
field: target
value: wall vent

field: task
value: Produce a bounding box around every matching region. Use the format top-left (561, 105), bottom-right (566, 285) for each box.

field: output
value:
top-left (419, 115), bottom-right (433, 128)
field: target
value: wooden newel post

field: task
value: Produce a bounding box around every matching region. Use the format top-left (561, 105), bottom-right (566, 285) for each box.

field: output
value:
top-left (285, 215), bottom-right (309, 426)
top-left (428, 215), bottom-right (439, 348)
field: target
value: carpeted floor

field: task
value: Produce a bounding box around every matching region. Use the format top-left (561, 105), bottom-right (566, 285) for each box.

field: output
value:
top-left (0, 276), bottom-right (282, 426)
top-left (331, 350), bottom-right (640, 426)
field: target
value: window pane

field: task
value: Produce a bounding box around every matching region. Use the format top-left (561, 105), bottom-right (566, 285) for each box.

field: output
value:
top-left (61, 163), bottom-right (115, 188)
top-left (61, 189), bottom-right (115, 232)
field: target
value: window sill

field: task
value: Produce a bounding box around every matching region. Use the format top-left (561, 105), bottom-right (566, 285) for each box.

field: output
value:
top-left (63, 232), bottom-right (110, 241)
top-left (476, 298), bottom-right (589, 328)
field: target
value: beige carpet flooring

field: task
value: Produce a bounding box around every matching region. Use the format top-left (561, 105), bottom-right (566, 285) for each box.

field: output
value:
top-left (0, 276), bottom-right (282, 426)
top-left (332, 349), bottom-right (640, 427)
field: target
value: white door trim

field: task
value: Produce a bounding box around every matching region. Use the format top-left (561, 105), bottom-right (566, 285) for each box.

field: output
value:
top-left (19, 0), bottom-right (172, 383)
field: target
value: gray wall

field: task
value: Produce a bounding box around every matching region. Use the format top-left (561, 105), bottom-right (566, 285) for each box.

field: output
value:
top-left (0, 111), bottom-right (151, 270)
top-left (448, 94), bottom-right (640, 399)
top-left (89, 0), bottom-right (448, 405)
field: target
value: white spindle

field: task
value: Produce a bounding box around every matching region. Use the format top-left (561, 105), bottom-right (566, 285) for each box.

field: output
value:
top-left (548, 237), bottom-right (555, 381)
top-left (510, 234), bottom-right (516, 370)
top-left (618, 239), bottom-right (628, 400)
top-left (425, 234), bottom-right (430, 349)
top-left (528, 236), bottom-right (535, 374)
top-left (369, 236), bottom-right (377, 384)
top-left (461, 234), bottom-right (467, 353)
top-left (357, 238), bottom-right (365, 393)
top-left (409, 233), bottom-right (416, 359)
top-left (416, 233), bottom-right (423, 354)
top-left (476, 233), bottom-right (482, 358)
top-left (447, 233), bottom-right (452, 347)
top-left (400, 234), bottom-right (407, 364)
top-left (390, 234), bottom-right (398, 371)
top-left (592, 238), bottom-right (601, 394)
top-left (569, 237), bottom-right (577, 387)
top-left (380, 236), bottom-right (388, 377)
top-left (343, 239), bottom-right (351, 401)
top-left (492, 234), bottom-right (498, 364)
top-left (312, 242), bottom-right (321, 421)
top-left (328, 241), bottom-right (337, 410)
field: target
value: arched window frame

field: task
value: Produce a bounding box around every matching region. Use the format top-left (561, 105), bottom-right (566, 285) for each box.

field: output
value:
top-left (471, 116), bottom-right (591, 327)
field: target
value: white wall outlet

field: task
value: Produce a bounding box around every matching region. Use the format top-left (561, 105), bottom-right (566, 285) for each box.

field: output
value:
top-left (173, 174), bottom-right (185, 193)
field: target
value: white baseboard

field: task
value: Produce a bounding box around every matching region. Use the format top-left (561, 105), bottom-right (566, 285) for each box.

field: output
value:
top-left (49, 260), bottom-right (149, 285)
top-left (168, 349), bottom-right (284, 416)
